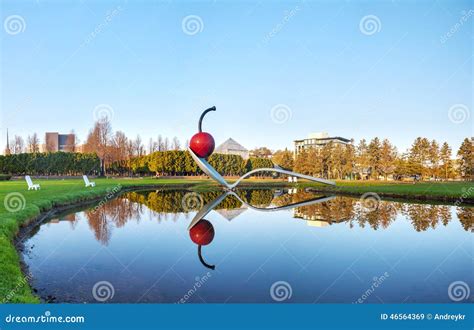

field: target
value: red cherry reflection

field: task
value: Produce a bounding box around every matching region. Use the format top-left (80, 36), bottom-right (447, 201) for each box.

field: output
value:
top-left (189, 219), bottom-right (215, 270)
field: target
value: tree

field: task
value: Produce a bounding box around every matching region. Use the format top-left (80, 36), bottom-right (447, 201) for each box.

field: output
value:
top-left (250, 147), bottom-right (272, 158)
top-left (133, 135), bottom-right (145, 157)
top-left (272, 149), bottom-right (294, 170)
top-left (332, 143), bottom-right (345, 179)
top-left (408, 137), bottom-right (430, 179)
top-left (307, 147), bottom-right (323, 177)
top-left (368, 138), bottom-right (382, 179)
top-left (440, 142), bottom-right (452, 180)
top-left (394, 154), bottom-right (409, 179)
top-left (172, 137), bottom-right (181, 150)
top-left (148, 138), bottom-right (157, 154)
top-left (11, 135), bottom-right (24, 154)
top-left (294, 148), bottom-right (310, 175)
top-left (83, 116), bottom-right (113, 176)
top-left (0, 152), bottom-right (99, 175)
top-left (428, 140), bottom-right (440, 179)
top-left (343, 143), bottom-right (356, 179)
top-left (157, 135), bottom-right (164, 151)
top-left (245, 157), bottom-right (274, 177)
top-left (111, 131), bottom-right (129, 175)
top-left (292, 143), bottom-right (356, 179)
top-left (320, 142), bottom-right (334, 179)
top-left (356, 139), bottom-right (370, 179)
top-left (457, 138), bottom-right (473, 181)
top-left (379, 139), bottom-right (396, 180)
top-left (27, 133), bottom-right (40, 153)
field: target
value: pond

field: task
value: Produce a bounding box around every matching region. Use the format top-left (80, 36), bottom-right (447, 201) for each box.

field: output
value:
top-left (21, 188), bottom-right (473, 303)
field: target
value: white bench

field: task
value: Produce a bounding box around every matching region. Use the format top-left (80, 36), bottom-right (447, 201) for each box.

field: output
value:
top-left (83, 175), bottom-right (96, 187)
top-left (25, 175), bottom-right (40, 190)
top-left (287, 176), bottom-right (298, 183)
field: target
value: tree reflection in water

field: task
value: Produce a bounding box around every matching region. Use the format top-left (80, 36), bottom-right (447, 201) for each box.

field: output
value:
top-left (81, 189), bottom-right (473, 245)
top-left (457, 207), bottom-right (473, 232)
top-left (84, 198), bottom-right (143, 245)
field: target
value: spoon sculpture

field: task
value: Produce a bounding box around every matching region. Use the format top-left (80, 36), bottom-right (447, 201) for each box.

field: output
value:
top-left (188, 106), bottom-right (336, 190)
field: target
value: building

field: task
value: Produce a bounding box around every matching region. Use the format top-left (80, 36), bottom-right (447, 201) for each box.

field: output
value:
top-left (43, 132), bottom-right (76, 152)
top-left (294, 132), bottom-right (351, 155)
top-left (215, 138), bottom-right (250, 159)
top-left (4, 129), bottom-right (11, 155)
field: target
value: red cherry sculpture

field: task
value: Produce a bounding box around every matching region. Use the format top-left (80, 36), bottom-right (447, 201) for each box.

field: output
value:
top-left (189, 107), bottom-right (216, 158)
top-left (189, 219), bottom-right (215, 270)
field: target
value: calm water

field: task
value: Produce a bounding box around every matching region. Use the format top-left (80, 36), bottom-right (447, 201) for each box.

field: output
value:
top-left (22, 189), bottom-right (473, 303)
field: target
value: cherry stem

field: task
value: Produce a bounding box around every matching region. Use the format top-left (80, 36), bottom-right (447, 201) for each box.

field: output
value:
top-left (198, 106), bottom-right (216, 132)
top-left (198, 245), bottom-right (215, 270)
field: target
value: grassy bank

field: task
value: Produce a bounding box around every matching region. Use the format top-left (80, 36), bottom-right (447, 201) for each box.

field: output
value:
top-left (300, 180), bottom-right (473, 203)
top-left (0, 177), bottom-right (472, 302)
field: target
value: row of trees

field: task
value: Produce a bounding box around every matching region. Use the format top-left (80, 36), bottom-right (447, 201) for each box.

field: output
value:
top-left (81, 117), bottom-right (274, 177)
top-left (5, 116), bottom-right (471, 180)
top-left (0, 152), bottom-right (100, 175)
top-left (6, 118), bottom-right (187, 175)
top-left (7, 131), bottom-right (77, 153)
top-left (110, 150), bottom-right (274, 177)
top-left (269, 137), bottom-right (472, 181)
top-left (6, 129), bottom-right (184, 156)
top-left (1, 123), bottom-right (274, 177)
top-left (6, 133), bottom-right (42, 154)
top-left (81, 117), bottom-right (188, 176)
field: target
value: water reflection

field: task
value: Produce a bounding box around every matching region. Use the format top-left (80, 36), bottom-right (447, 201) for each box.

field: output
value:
top-left (84, 198), bottom-right (144, 245)
top-left (186, 190), bottom-right (335, 269)
top-left (77, 189), bottom-right (473, 246)
top-left (23, 188), bottom-right (473, 303)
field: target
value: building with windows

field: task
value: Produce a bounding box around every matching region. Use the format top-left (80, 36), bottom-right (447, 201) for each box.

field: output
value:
top-left (215, 138), bottom-right (250, 159)
top-left (294, 132), bottom-right (351, 155)
top-left (43, 132), bottom-right (76, 152)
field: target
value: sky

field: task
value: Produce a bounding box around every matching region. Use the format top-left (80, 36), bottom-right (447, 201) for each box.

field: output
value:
top-left (1, 0), bottom-right (472, 154)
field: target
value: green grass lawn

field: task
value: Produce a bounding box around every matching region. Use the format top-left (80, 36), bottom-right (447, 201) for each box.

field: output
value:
top-left (301, 180), bottom-right (473, 201)
top-left (0, 177), bottom-right (472, 303)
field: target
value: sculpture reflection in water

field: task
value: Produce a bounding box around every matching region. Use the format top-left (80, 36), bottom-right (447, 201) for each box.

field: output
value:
top-left (187, 191), bottom-right (336, 270)
top-left (75, 190), bottom-right (472, 247)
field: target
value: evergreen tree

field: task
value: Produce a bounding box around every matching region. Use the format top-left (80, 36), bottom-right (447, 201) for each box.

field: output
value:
top-left (368, 138), bottom-right (382, 179)
top-left (457, 138), bottom-right (473, 180)
top-left (379, 139), bottom-right (396, 180)
top-left (428, 140), bottom-right (440, 179)
top-left (356, 139), bottom-right (370, 180)
top-left (272, 149), bottom-right (294, 170)
top-left (440, 142), bottom-right (453, 180)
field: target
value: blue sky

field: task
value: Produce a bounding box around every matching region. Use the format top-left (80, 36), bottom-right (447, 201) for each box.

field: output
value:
top-left (1, 0), bottom-right (472, 153)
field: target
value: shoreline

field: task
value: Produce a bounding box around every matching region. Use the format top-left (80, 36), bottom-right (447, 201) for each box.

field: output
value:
top-left (305, 187), bottom-right (474, 205)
